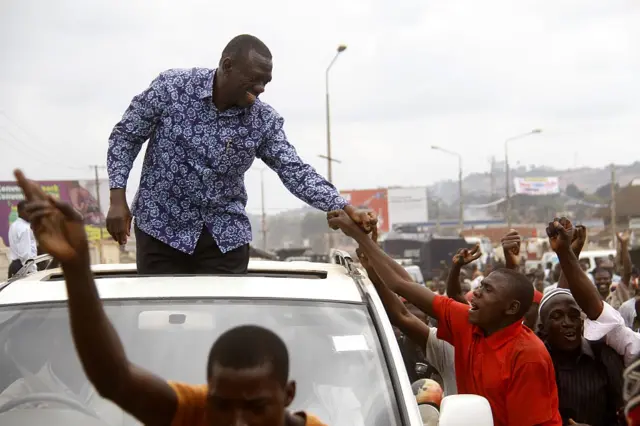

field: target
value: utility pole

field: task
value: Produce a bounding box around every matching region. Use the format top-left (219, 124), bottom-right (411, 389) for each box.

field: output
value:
top-left (610, 164), bottom-right (617, 248)
top-left (92, 165), bottom-right (106, 264)
top-left (489, 156), bottom-right (496, 198)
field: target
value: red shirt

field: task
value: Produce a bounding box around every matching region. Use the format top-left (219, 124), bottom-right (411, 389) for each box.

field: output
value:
top-left (433, 295), bottom-right (562, 426)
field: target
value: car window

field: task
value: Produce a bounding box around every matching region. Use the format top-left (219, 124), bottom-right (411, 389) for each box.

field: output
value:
top-left (0, 300), bottom-right (400, 426)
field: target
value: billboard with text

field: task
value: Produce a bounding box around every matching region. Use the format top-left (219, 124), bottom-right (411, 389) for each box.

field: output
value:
top-left (513, 177), bottom-right (560, 196)
top-left (340, 188), bottom-right (390, 233)
top-left (387, 187), bottom-right (429, 228)
top-left (0, 180), bottom-right (107, 246)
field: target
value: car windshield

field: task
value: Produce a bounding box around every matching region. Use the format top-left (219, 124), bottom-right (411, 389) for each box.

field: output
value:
top-left (0, 299), bottom-right (400, 426)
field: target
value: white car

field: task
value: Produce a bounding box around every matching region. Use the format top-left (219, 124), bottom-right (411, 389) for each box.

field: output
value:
top-left (0, 252), bottom-right (492, 426)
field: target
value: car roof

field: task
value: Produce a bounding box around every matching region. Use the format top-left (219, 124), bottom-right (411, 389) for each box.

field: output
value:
top-left (0, 260), bottom-right (365, 306)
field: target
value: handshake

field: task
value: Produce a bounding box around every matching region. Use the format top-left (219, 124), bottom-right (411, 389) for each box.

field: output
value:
top-left (327, 209), bottom-right (379, 241)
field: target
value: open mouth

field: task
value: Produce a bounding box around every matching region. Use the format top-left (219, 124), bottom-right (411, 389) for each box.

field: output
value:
top-left (562, 330), bottom-right (578, 340)
top-left (469, 301), bottom-right (479, 312)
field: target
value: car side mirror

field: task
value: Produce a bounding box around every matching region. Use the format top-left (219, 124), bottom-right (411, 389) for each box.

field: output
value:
top-left (438, 394), bottom-right (493, 425)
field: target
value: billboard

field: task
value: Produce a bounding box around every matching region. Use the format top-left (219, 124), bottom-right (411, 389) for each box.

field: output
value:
top-left (387, 187), bottom-right (429, 228)
top-left (513, 177), bottom-right (560, 196)
top-left (340, 189), bottom-right (390, 233)
top-left (0, 180), bottom-right (107, 246)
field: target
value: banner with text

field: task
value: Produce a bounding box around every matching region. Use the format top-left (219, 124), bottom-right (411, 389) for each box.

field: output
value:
top-left (513, 177), bottom-right (560, 196)
top-left (0, 180), bottom-right (107, 246)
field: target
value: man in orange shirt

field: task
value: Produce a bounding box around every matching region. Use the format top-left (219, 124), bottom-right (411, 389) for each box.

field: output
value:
top-left (14, 169), bottom-right (326, 426)
top-left (328, 209), bottom-right (562, 426)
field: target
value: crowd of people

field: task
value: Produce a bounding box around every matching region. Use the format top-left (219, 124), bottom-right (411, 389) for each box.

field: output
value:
top-left (342, 210), bottom-right (640, 426)
top-left (7, 33), bottom-right (640, 426)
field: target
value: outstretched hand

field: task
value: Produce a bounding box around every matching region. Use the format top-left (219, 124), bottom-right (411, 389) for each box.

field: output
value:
top-left (15, 169), bottom-right (88, 264)
top-left (344, 207), bottom-right (378, 241)
top-left (546, 217), bottom-right (574, 254)
top-left (500, 230), bottom-right (521, 270)
top-left (452, 244), bottom-right (482, 267)
top-left (328, 209), bottom-right (367, 240)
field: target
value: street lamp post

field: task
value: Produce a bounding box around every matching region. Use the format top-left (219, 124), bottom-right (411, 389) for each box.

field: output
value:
top-left (431, 146), bottom-right (464, 230)
top-left (504, 129), bottom-right (543, 228)
top-left (325, 44), bottom-right (347, 183)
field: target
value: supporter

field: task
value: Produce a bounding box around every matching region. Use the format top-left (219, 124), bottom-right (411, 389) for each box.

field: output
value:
top-left (455, 231), bottom-right (542, 331)
top-left (538, 288), bottom-right (625, 425)
top-left (551, 218), bottom-right (640, 367)
top-left (544, 263), bottom-right (563, 294)
top-left (619, 296), bottom-right (640, 331)
top-left (15, 170), bottom-right (326, 426)
top-left (603, 231), bottom-right (633, 309)
top-left (329, 209), bottom-right (562, 426)
top-left (357, 249), bottom-right (457, 396)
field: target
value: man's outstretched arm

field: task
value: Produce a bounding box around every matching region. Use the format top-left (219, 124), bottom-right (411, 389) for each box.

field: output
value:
top-left (358, 249), bottom-right (429, 350)
top-left (16, 171), bottom-right (177, 426)
top-left (328, 210), bottom-right (438, 317)
top-left (548, 220), bottom-right (603, 320)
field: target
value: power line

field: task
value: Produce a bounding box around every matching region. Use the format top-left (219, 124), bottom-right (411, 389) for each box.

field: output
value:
top-left (0, 111), bottom-right (88, 171)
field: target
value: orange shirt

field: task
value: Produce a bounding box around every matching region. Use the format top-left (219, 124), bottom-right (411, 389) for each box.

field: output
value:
top-left (168, 382), bottom-right (327, 426)
top-left (433, 295), bottom-right (562, 426)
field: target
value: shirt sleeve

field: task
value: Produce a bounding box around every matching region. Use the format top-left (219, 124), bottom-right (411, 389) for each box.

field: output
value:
top-left (506, 362), bottom-right (559, 426)
top-left (257, 112), bottom-right (348, 212)
top-left (167, 381), bottom-right (207, 426)
top-left (432, 295), bottom-right (471, 346)
top-left (584, 301), bottom-right (640, 366)
top-left (107, 72), bottom-right (169, 189)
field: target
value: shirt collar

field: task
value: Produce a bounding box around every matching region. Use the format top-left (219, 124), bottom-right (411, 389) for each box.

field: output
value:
top-left (473, 320), bottom-right (524, 350)
top-left (199, 68), bottom-right (246, 117)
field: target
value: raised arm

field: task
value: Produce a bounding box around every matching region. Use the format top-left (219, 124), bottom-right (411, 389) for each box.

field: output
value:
top-left (357, 249), bottom-right (430, 350)
top-left (548, 218), bottom-right (603, 320)
top-left (16, 171), bottom-right (176, 426)
top-left (446, 245), bottom-right (481, 304)
top-left (557, 225), bottom-right (586, 290)
top-left (615, 230), bottom-right (633, 299)
top-left (106, 72), bottom-right (168, 245)
top-left (328, 210), bottom-right (438, 317)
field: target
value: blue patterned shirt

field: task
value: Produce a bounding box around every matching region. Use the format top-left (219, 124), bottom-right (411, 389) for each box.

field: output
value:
top-left (107, 68), bottom-right (347, 254)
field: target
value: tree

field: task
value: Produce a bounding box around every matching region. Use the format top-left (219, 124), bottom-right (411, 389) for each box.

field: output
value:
top-left (565, 183), bottom-right (585, 199)
top-left (594, 183), bottom-right (619, 201)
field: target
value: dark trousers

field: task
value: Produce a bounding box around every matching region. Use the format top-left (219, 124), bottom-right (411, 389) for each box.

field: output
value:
top-left (135, 225), bottom-right (250, 275)
top-left (7, 259), bottom-right (22, 279)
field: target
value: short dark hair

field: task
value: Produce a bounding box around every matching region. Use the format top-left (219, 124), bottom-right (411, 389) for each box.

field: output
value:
top-left (207, 325), bottom-right (289, 385)
top-left (221, 34), bottom-right (272, 63)
top-left (593, 266), bottom-right (612, 278)
top-left (494, 268), bottom-right (533, 317)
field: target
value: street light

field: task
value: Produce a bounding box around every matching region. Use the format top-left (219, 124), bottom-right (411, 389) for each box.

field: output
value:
top-left (431, 146), bottom-right (464, 230)
top-left (325, 44), bottom-right (347, 183)
top-left (504, 129), bottom-right (543, 228)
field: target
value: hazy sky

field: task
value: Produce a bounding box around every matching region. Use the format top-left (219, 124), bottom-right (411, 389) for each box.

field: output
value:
top-left (1, 0), bottom-right (638, 214)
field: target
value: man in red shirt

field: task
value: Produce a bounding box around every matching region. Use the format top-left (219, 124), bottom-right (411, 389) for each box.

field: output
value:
top-left (328, 210), bottom-right (562, 426)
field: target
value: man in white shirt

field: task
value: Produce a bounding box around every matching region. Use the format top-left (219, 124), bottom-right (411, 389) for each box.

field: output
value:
top-left (7, 201), bottom-right (37, 278)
